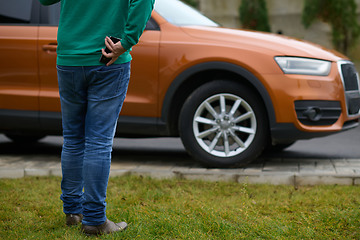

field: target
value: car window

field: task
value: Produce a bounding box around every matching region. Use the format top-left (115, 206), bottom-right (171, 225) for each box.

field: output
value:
top-left (39, 2), bottom-right (61, 25)
top-left (0, 1), bottom-right (156, 29)
top-left (145, 18), bottom-right (160, 31)
top-left (0, 0), bottom-right (60, 25)
top-left (154, 0), bottom-right (218, 27)
top-left (0, 0), bottom-right (32, 23)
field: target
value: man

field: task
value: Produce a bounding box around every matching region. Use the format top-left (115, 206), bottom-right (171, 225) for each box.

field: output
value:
top-left (38, 0), bottom-right (155, 236)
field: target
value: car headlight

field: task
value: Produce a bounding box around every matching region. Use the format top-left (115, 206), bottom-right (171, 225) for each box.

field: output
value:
top-left (274, 57), bottom-right (331, 76)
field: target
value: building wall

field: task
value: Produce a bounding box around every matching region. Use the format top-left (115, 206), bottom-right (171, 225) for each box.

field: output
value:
top-left (198, 0), bottom-right (360, 60)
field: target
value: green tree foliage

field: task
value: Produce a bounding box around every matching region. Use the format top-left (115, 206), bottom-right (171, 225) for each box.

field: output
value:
top-left (302, 0), bottom-right (360, 55)
top-left (239, 0), bottom-right (271, 32)
top-left (181, 0), bottom-right (198, 8)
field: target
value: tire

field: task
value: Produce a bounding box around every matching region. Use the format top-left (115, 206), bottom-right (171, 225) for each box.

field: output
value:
top-left (5, 134), bottom-right (46, 143)
top-left (179, 80), bottom-right (269, 168)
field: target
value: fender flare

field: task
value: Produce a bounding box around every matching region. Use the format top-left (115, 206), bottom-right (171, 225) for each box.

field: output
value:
top-left (160, 61), bottom-right (277, 128)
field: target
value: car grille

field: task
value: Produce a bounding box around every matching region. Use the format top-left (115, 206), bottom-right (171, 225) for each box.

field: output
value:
top-left (341, 63), bottom-right (359, 91)
top-left (338, 61), bottom-right (360, 116)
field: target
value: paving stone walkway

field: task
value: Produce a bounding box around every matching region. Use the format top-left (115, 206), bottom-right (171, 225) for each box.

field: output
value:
top-left (1, 155), bottom-right (360, 186)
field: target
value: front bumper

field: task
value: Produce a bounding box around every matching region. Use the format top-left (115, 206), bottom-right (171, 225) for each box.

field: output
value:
top-left (266, 60), bottom-right (360, 142)
top-left (271, 119), bottom-right (358, 144)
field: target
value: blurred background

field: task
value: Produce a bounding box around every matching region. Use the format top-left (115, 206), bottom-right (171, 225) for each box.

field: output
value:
top-left (181, 0), bottom-right (360, 68)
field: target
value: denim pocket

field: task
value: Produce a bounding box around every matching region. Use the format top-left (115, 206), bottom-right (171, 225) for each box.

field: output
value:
top-left (57, 66), bottom-right (76, 100)
top-left (89, 65), bottom-right (130, 101)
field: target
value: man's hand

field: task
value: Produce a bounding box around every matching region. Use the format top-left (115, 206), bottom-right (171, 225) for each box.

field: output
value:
top-left (101, 36), bottom-right (126, 66)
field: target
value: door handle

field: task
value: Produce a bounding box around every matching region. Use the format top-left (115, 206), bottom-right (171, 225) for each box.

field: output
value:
top-left (42, 43), bottom-right (57, 53)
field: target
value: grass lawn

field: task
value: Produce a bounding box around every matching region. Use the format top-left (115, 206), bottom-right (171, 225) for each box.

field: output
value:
top-left (1, 176), bottom-right (359, 239)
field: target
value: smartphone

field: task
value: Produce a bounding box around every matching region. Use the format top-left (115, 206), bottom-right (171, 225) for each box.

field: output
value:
top-left (99, 36), bottom-right (121, 64)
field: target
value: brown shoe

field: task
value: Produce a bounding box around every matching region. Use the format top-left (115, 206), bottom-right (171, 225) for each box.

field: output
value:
top-left (81, 219), bottom-right (128, 236)
top-left (66, 214), bottom-right (83, 226)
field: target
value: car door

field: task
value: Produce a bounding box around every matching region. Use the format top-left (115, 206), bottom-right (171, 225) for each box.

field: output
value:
top-left (0, 0), bottom-right (40, 130)
top-left (37, 10), bottom-right (161, 133)
top-left (37, 2), bottom-right (61, 132)
top-left (117, 18), bottom-right (160, 118)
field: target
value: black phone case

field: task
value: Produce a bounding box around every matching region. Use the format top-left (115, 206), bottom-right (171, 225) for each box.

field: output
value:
top-left (99, 36), bottom-right (121, 64)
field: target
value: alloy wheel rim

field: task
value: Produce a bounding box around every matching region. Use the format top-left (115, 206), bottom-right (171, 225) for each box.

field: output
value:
top-left (193, 93), bottom-right (257, 157)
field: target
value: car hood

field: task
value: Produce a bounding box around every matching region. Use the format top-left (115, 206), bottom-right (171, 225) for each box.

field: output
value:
top-left (181, 26), bottom-right (347, 62)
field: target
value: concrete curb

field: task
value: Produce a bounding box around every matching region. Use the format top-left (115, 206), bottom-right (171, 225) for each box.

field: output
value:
top-left (2, 158), bottom-right (360, 186)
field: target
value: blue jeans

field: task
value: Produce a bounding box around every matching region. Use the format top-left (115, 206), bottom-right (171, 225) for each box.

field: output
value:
top-left (57, 62), bottom-right (130, 226)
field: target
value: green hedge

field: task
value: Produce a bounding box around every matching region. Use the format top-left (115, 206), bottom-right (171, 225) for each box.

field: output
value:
top-left (302, 0), bottom-right (360, 55)
top-left (181, 0), bottom-right (198, 8)
top-left (239, 0), bottom-right (271, 32)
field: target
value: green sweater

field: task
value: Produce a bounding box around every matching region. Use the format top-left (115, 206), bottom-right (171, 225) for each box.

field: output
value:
top-left (39, 0), bottom-right (155, 66)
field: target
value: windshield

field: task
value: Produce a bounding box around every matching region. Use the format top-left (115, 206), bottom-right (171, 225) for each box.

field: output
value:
top-left (154, 0), bottom-right (219, 27)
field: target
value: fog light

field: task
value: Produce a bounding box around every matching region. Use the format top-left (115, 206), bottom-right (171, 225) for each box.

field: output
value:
top-left (302, 107), bottom-right (322, 122)
top-left (295, 100), bottom-right (341, 126)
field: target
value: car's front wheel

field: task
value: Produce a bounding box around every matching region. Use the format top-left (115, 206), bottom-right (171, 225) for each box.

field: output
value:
top-left (179, 80), bottom-right (268, 167)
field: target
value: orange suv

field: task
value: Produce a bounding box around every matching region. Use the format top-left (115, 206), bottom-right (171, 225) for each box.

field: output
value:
top-left (1, 0), bottom-right (360, 167)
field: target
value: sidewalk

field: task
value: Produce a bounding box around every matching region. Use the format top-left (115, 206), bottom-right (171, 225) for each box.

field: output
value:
top-left (1, 154), bottom-right (360, 186)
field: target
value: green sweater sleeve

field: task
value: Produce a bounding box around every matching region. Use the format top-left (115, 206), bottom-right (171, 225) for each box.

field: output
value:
top-left (38, 0), bottom-right (60, 6)
top-left (121, 0), bottom-right (155, 50)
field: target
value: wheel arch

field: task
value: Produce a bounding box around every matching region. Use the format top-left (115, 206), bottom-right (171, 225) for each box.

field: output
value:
top-left (161, 61), bottom-right (276, 135)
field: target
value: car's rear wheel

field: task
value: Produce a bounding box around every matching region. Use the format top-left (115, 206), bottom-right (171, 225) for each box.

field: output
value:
top-left (5, 134), bottom-right (46, 143)
top-left (179, 80), bottom-right (269, 167)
